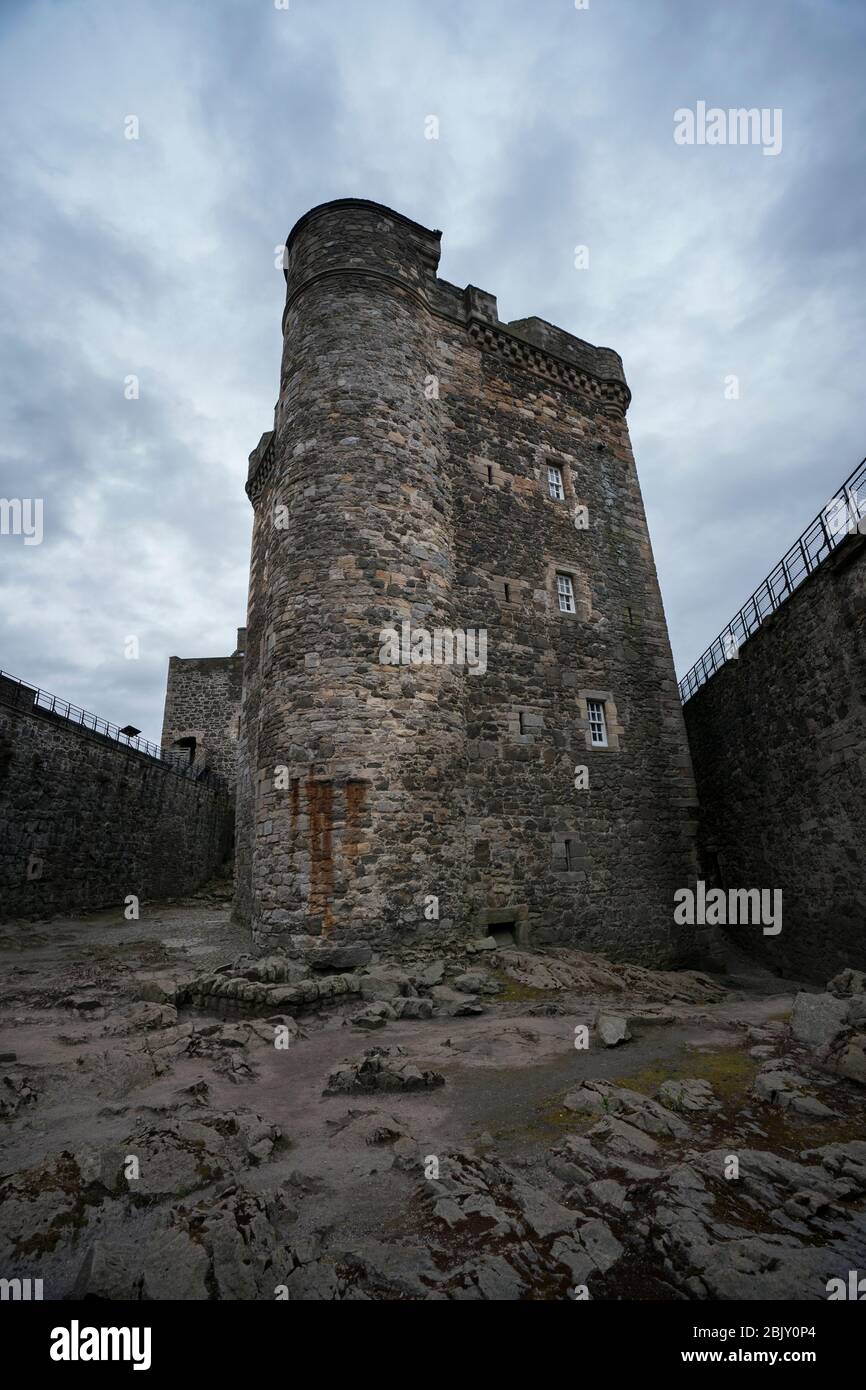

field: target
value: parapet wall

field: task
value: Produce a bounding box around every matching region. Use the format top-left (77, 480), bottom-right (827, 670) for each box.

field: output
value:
top-left (0, 694), bottom-right (233, 921)
top-left (683, 532), bottom-right (866, 981)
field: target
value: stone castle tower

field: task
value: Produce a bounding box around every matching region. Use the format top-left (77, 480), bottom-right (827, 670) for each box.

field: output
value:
top-left (161, 629), bottom-right (245, 786)
top-left (234, 198), bottom-right (698, 964)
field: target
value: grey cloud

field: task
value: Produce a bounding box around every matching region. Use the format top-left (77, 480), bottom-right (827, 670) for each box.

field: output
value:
top-left (0, 0), bottom-right (863, 733)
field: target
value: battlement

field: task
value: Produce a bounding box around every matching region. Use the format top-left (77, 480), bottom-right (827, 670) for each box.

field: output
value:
top-left (275, 198), bottom-right (630, 421)
top-left (248, 200), bottom-right (631, 507)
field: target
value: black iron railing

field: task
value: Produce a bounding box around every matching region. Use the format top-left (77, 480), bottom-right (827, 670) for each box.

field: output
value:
top-left (679, 455), bottom-right (866, 703)
top-left (0, 669), bottom-right (226, 790)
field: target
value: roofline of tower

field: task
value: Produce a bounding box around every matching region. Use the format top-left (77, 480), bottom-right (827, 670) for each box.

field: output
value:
top-left (283, 198), bottom-right (442, 276)
top-left (268, 201), bottom-right (632, 445)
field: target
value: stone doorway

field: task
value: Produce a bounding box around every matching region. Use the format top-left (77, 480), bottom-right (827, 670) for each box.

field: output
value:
top-left (476, 904), bottom-right (530, 949)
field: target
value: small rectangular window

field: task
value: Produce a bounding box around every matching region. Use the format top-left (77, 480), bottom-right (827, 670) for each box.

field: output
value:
top-left (563, 838), bottom-right (573, 871)
top-left (487, 465), bottom-right (494, 484)
top-left (518, 711), bottom-right (525, 735)
top-left (556, 573), bottom-right (575, 613)
top-left (587, 699), bottom-right (608, 747)
top-left (503, 582), bottom-right (511, 603)
top-left (547, 465), bottom-right (564, 500)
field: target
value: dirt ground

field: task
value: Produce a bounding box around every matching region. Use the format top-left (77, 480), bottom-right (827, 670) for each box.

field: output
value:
top-left (1, 899), bottom-right (865, 1301)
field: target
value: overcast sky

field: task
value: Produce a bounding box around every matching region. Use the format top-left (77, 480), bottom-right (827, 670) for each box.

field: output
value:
top-left (1, 0), bottom-right (863, 742)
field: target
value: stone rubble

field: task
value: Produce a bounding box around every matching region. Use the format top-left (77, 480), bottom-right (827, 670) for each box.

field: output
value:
top-left (0, 1073), bottom-right (38, 1120)
top-left (656, 1078), bottom-right (720, 1113)
top-left (3, 914), bottom-right (866, 1302)
top-left (119, 1107), bottom-right (282, 1197)
top-left (324, 1046), bottom-right (446, 1096)
top-left (791, 970), bottom-right (866, 1086)
top-left (563, 1080), bottom-right (692, 1138)
top-left (595, 1012), bottom-right (632, 1047)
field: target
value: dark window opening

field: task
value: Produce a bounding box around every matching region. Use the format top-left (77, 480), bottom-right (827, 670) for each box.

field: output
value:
top-left (553, 837), bottom-right (576, 871)
top-left (518, 711), bottom-right (525, 735)
top-left (486, 464), bottom-right (494, 484)
top-left (173, 736), bottom-right (197, 766)
top-left (504, 582), bottom-right (511, 603)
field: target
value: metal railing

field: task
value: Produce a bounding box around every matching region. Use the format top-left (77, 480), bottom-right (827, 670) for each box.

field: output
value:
top-left (0, 669), bottom-right (227, 790)
top-left (679, 455), bottom-right (866, 703)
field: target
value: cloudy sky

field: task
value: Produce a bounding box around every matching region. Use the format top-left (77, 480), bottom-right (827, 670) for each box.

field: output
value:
top-left (1, 0), bottom-right (863, 742)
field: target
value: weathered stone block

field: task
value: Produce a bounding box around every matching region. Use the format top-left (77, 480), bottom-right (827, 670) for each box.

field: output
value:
top-left (791, 992), bottom-right (849, 1048)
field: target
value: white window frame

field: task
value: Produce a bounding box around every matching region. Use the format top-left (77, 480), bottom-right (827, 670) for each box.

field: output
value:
top-left (556, 572), bottom-right (575, 614)
top-left (587, 699), bottom-right (608, 748)
top-left (547, 465), bottom-right (565, 500)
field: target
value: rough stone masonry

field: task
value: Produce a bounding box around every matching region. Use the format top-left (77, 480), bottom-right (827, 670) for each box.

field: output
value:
top-left (161, 628), bottom-right (246, 789)
top-left (0, 686), bottom-right (232, 920)
top-left (229, 198), bottom-right (699, 962)
top-left (683, 527), bottom-right (866, 983)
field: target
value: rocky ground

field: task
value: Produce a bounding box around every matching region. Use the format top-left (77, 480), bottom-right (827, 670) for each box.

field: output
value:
top-left (1, 894), bottom-right (865, 1301)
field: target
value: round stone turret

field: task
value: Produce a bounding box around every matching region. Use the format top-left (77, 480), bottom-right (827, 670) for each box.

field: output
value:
top-left (238, 200), bottom-right (468, 944)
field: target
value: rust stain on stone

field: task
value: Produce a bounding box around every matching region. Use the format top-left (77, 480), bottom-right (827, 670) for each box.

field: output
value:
top-left (290, 777), bottom-right (300, 840)
top-left (344, 779), bottom-right (367, 867)
top-left (306, 778), bottom-right (334, 932)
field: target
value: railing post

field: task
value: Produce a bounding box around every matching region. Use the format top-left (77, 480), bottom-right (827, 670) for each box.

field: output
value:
top-left (842, 482), bottom-right (859, 535)
top-left (680, 457), bottom-right (866, 704)
top-left (819, 514), bottom-right (833, 554)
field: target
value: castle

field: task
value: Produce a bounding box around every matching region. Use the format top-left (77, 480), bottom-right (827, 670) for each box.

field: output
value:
top-left (220, 198), bottom-right (699, 963)
top-left (3, 199), bottom-right (861, 983)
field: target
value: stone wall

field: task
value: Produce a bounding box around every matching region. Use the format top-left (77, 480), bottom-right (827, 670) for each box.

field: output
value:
top-left (236, 198), bottom-right (699, 965)
top-left (0, 694), bottom-right (233, 921)
top-left (683, 532), bottom-right (866, 982)
top-left (161, 629), bottom-right (245, 787)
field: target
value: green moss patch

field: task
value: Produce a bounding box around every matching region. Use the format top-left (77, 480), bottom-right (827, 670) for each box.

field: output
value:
top-left (487, 969), bottom-right (550, 1004)
top-left (615, 1046), bottom-right (761, 1103)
